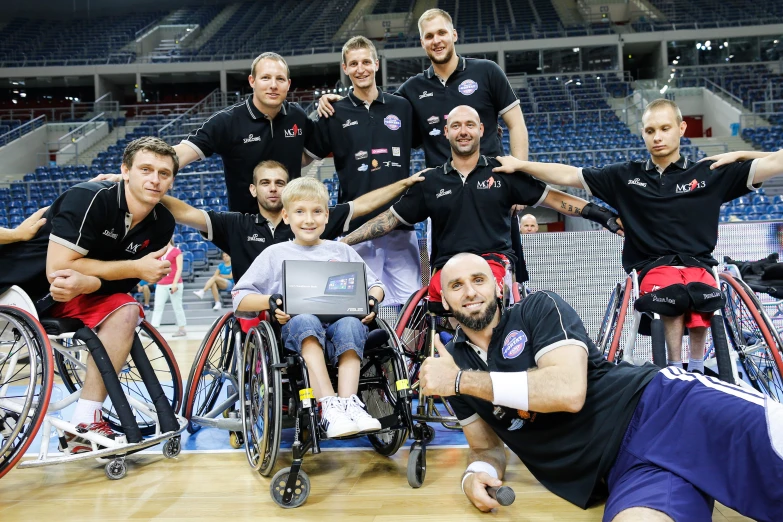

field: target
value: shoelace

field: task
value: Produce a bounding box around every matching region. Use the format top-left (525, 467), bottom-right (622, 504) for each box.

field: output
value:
top-left (84, 421), bottom-right (116, 438)
top-left (345, 396), bottom-right (369, 417)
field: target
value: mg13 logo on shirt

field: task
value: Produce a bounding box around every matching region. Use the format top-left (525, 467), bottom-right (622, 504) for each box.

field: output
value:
top-left (676, 179), bottom-right (706, 194)
top-left (126, 239), bottom-right (150, 255)
top-left (284, 124), bottom-right (302, 138)
top-left (477, 177), bottom-right (501, 189)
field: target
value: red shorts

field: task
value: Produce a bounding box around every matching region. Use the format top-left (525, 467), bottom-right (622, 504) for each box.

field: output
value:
top-left (49, 293), bottom-right (143, 329)
top-left (639, 266), bottom-right (717, 329)
top-left (428, 257), bottom-right (507, 303)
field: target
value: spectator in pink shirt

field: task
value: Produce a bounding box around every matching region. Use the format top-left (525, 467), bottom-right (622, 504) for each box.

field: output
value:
top-left (150, 239), bottom-right (187, 337)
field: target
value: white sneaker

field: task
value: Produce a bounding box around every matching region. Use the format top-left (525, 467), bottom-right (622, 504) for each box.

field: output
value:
top-left (193, 289), bottom-right (206, 300)
top-left (343, 394), bottom-right (381, 433)
top-left (212, 301), bottom-right (222, 311)
top-left (320, 396), bottom-right (359, 438)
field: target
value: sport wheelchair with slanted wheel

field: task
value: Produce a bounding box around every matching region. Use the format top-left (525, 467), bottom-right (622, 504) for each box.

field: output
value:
top-left (182, 311), bottom-right (414, 508)
top-left (0, 286), bottom-right (187, 481)
top-left (596, 267), bottom-right (783, 400)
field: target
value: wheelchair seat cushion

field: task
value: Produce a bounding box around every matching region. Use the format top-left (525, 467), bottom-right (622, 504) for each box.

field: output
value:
top-left (40, 316), bottom-right (86, 335)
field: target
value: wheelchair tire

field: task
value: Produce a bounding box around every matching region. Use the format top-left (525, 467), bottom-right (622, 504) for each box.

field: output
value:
top-left (598, 278), bottom-right (632, 363)
top-left (55, 320), bottom-right (182, 437)
top-left (407, 442), bottom-right (426, 488)
top-left (270, 467), bottom-right (310, 508)
top-left (720, 273), bottom-right (783, 401)
top-left (182, 313), bottom-right (238, 433)
top-left (241, 321), bottom-right (282, 476)
top-left (0, 306), bottom-right (54, 480)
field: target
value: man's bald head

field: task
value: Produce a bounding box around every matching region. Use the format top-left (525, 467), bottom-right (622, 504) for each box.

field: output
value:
top-left (521, 214), bottom-right (539, 234)
top-left (440, 253), bottom-right (501, 331)
top-left (446, 106), bottom-right (483, 158)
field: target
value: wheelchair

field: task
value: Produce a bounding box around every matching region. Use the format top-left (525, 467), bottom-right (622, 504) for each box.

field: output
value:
top-left (393, 276), bottom-right (524, 489)
top-left (0, 286), bottom-right (187, 481)
top-left (182, 311), bottom-right (414, 508)
top-left (596, 267), bottom-right (783, 400)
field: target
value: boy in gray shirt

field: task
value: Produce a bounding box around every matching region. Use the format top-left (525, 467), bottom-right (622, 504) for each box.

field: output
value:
top-left (233, 178), bottom-right (386, 438)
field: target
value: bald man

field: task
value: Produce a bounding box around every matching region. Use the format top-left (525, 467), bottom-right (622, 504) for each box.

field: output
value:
top-left (417, 253), bottom-right (783, 520)
top-left (342, 105), bottom-right (621, 303)
top-left (520, 214), bottom-right (539, 234)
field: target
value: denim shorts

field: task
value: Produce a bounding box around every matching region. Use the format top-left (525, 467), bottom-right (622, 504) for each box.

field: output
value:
top-left (281, 314), bottom-right (368, 365)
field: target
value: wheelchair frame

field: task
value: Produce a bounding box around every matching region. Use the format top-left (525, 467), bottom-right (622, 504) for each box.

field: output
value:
top-left (0, 286), bottom-right (187, 481)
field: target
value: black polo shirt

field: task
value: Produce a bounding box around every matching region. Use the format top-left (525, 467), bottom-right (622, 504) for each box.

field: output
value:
top-left (445, 291), bottom-right (658, 509)
top-left (182, 98), bottom-right (312, 214)
top-left (200, 202), bottom-right (354, 282)
top-left (396, 56), bottom-right (519, 168)
top-left (0, 181), bottom-right (175, 309)
top-left (579, 156), bottom-right (761, 273)
top-left (305, 90), bottom-right (414, 231)
top-left (391, 156), bottom-right (548, 269)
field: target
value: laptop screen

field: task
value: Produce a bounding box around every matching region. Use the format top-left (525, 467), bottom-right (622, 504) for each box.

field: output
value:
top-left (325, 273), bottom-right (357, 295)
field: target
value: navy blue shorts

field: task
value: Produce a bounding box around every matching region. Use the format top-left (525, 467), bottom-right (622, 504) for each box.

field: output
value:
top-left (603, 367), bottom-right (783, 522)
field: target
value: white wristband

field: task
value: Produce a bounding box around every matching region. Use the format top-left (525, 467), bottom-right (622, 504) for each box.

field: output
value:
top-left (490, 371), bottom-right (529, 412)
top-left (461, 461), bottom-right (499, 493)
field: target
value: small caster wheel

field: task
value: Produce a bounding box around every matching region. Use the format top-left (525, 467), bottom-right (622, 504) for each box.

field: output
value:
top-left (229, 431), bottom-right (243, 448)
top-left (186, 420), bottom-right (201, 435)
top-left (105, 458), bottom-right (127, 480)
top-left (407, 442), bottom-right (426, 488)
top-left (162, 436), bottom-right (181, 458)
top-left (422, 424), bottom-right (435, 445)
top-left (270, 467), bottom-right (310, 508)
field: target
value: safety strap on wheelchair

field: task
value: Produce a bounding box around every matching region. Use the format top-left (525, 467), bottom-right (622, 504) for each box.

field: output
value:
top-left (637, 254), bottom-right (714, 281)
top-left (130, 333), bottom-right (180, 434)
top-left (73, 327), bottom-right (143, 443)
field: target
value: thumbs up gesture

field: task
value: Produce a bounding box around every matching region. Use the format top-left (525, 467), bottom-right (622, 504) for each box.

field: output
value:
top-left (136, 246), bottom-right (172, 283)
top-left (419, 334), bottom-right (461, 397)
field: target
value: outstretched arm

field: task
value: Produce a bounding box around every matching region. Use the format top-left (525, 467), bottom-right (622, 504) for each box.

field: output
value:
top-left (750, 149), bottom-right (783, 184)
top-left (352, 172), bottom-right (426, 218)
top-left (0, 207), bottom-right (47, 244)
top-left (702, 150), bottom-right (774, 169)
top-left (341, 209), bottom-right (401, 245)
top-left (161, 195), bottom-right (208, 232)
top-left (493, 156), bottom-right (582, 188)
top-left (541, 189), bottom-right (623, 235)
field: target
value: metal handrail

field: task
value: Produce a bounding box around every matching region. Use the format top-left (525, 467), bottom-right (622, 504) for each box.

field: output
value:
top-left (0, 115), bottom-right (46, 147)
top-left (156, 89), bottom-right (222, 140)
top-left (57, 113), bottom-right (106, 148)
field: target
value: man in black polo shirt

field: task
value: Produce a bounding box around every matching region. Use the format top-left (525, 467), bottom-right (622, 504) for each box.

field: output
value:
top-left (417, 253), bottom-right (783, 520)
top-left (160, 160), bottom-right (423, 284)
top-left (0, 137), bottom-right (177, 444)
top-left (176, 52), bottom-right (311, 214)
top-left (342, 105), bottom-right (620, 304)
top-left (494, 98), bottom-right (783, 372)
top-left (305, 36), bottom-right (420, 306)
top-left (318, 9), bottom-right (531, 281)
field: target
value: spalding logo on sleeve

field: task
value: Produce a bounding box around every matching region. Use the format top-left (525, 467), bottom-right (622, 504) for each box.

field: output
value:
top-left (502, 330), bottom-right (527, 359)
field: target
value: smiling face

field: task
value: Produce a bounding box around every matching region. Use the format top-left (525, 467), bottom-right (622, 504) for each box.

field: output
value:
top-left (281, 198), bottom-right (329, 246)
top-left (642, 105), bottom-right (686, 162)
top-left (446, 106), bottom-right (483, 158)
top-left (121, 149), bottom-right (175, 208)
top-left (342, 47), bottom-right (378, 91)
top-left (419, 14), bottom-right (457, 65)
top-left (440, 254), bottom-right (501, 332)
top-left (249, 166), bottom-right (288, 213)
top-left (248, 58), bottom-right (290, 113)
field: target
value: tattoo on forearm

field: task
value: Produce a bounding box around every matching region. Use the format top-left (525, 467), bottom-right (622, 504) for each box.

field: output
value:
top-left (343, 210), bottom-right (400, 245)
top-left (559, 200), bottom-right (582, 215)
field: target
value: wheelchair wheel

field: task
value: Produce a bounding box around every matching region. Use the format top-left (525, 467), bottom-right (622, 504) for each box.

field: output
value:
top-left (597, 278), bottom-right (632, 363)
top-left (0, 306), bottom-right (54, 480)
top-left (395, 287), bottom-right (430, 379)
top-left (720, 273), bottom-right (783, 401)
top-left (182, 313), bottom-right (238, 433)
top-left (407, 442), bottom-right (426, 488)
top-left (55, 320), bottom-right (182, 437)
top-left (240, 321), bottom-right (282, 476)
top-left (360, 322), bottom-right (408, 457)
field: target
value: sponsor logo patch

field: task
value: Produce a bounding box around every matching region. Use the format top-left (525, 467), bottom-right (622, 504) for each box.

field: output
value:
top-left (458, 79), bottom-right (478, 95)
top-left (284, 124), bottom-right (302, 138)
top-left (126, 239), bottom-right (150, 255)
top-left (429, 128), bottom-right (441, 136)
top-left (435, 189), bottom-right (452, 199)
top-left (502, 330), bottom-right (527, 359)
top-left (427, 115), bottom-right (439, 125)
top-left (477, 176), bottom-right (501, 189)
top-left (384, 114), bottom-right (401, 131)
top-left (419, 91), bottom-right (434, 99)
top-left (382, 161), bottom-right (402, 167)
top-left (371, 148), bottom-right (388, 154)
top-left (342, 119), bottom-right (359, 128)
top-left (676, 179), bottom-right (706, 193)
top-left (355, 150), bottom-right (368, 160)
top-left (358, 163), bottom-right (369, 172)
top-left (246, 234), bottom-right (265, 242)
top-left (392, 147), bottom-right (401, 156)
top-left (103, 229), bottom-right (118, 239)
top-left (243, 133), bottom-right (261, 144)
top-left (371, 159), bottom-right (380, 171)
top-left (628, 178), bottom-right (647, 187)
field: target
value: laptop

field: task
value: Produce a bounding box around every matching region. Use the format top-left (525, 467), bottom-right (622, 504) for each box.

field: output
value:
top-left (282, 260), bottom-right (369, 322)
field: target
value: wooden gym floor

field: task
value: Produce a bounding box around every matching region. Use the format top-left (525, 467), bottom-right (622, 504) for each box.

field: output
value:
top-left (0, 333), bottom-right (753, 521)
